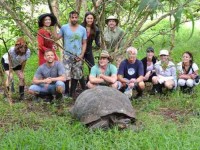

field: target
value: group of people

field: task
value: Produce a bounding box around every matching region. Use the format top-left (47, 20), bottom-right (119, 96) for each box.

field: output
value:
top-left (1, 10), bottom-right (199, 102)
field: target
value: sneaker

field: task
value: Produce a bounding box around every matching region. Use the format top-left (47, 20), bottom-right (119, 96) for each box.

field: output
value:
top-left (124, 89), bottom-right (132, 99)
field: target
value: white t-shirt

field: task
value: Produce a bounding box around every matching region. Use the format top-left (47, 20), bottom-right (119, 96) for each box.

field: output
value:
top-left (2, 47), bottom-right (31, 68)
top-left (177, 62), bottom-right (199, 74)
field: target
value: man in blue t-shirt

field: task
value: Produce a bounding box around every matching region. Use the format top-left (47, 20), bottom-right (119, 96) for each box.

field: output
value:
top-left (87, 50), bottom-right (118, 88)
top-left (54, 11), bottom-right (87, 98)
top-left (118, 47), bottom-right (145, 99)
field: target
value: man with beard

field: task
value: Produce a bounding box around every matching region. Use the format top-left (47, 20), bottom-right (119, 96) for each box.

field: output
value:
top-left (54, 11), bottom-right (87, 98)
top-left (28, 50), bottom-right (66, 102)
top-left (104, 15), bottom-right (125, 52)
top-left (87, 50), bottom-right (118, 89)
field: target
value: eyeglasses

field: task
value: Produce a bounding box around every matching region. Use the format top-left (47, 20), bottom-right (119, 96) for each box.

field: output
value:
top-left (160, 55), bottom-right (167, 56)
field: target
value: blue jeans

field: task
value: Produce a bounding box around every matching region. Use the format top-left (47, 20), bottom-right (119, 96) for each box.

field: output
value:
top-left (29, 81), bottom-right (65, 95)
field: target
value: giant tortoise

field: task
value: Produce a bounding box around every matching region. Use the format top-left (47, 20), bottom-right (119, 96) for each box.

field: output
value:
top-left (71, 86), bottom-right (136, 130)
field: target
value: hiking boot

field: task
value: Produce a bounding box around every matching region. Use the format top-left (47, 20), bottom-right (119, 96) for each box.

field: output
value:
top-left (55, 86), bottom-right (63, 100)
top-left (44, 95), bottom-right (54, 103)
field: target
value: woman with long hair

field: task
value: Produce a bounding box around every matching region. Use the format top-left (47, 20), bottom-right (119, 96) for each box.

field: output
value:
top-left (141, 47), bottom-right (157, 82)
top-left (37, 13), bottom-right (58, 65)
top-left (1, 37), bottom-right (31, 100)
top-left (177, 51), bottom-right (199, 93)
top-left (81, 12), bottom-right (100, 69)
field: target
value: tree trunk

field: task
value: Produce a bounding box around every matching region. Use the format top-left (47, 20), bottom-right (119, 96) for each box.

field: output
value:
top-left (0, 0), bottom-right (34, 43)
top-left (76, 0), bottom-right (82, 14)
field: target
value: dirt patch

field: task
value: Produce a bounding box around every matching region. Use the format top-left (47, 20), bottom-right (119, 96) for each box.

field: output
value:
top-left (158, 108), bottom-right (191, 123)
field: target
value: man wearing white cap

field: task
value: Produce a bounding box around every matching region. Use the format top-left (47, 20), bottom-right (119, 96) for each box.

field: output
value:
top-left (87, 50), bottom-right (118, 88)
top-left (117, 47), bottom-right (145, 99)
top-left (151, 49), bottom-right (177, 94)
top-left (104, 15), bottom-right (125, 51)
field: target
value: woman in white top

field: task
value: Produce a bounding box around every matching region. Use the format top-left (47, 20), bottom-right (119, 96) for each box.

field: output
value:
top-left (151, 49), bottom-right (177, 94)
top-left (1, 37), bottom-right (31, 100)
top-left (177, 51), bottom-right (199, 92)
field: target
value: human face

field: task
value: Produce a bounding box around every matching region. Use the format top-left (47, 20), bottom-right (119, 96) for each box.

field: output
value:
top-left (146, 51), bottom-right (154, 59)
top-left (99, 57), bottom-right (109, 67)
top-left (86, 14), bottom-right (94, 26)
top-left (44, 51), bottom-right (55, 63)
top-left (70, 14), bottom-right (78, 26)
top-left (127, 51), bottom-right (137, 63)
top-left (43, 16), bottom-right (51, 27)
top-left (108, 20), bottom-right (117, 29)
top-left (160, 55), bottom-right (168, 62)
top-left (182, 53), bottom-right (191, 64)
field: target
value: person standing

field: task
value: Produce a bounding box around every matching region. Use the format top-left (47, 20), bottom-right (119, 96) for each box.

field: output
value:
top-left (28, 50), bottom-right (65, 102)
top-left (54, 11), bottom-right (87, 98)
top-left (1, 37), bottom-right (31, 100)
top-left (81, 12), bottom-right (100, 70)
top-left (117, 47), bottom-right (145, 99)
top-left (104, 15), bottom-right (125, 52)
top-left (37, 13), bottom-right (58, 65)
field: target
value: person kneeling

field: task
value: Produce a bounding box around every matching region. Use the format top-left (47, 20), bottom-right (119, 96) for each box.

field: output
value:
top-left (117, 47), bottom-right (145, 99)
top-left (28, 50), bottom-right (66, 102)
top-left (87, 50), bottom-right (118, 89)
top-left (177, 51), bottom-right (199, 93)
top-left (151, 50), bottom-right (177, 94)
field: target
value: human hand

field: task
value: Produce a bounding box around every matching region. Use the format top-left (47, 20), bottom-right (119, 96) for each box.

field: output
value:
top-left (44, 78), bottom-right (52, 84)
top-left (52, 45), bottom-right (57, 50)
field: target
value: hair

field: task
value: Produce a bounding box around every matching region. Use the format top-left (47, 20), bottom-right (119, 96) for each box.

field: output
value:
top-left (126, 47), bottom-right (138, 55)
top-left (69, 10), bottom-right (79, 18)
top-left (44, 49), bottom-right (54, 55)
top-left (82, 12), bottom-right (97, 39)
top-left (14, 37), bottom-right (28, 55)
top-left (183, 51), bottom-right (193, 65)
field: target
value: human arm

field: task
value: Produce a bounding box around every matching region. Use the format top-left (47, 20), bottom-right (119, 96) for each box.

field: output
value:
top-left (52, 26), bottom-right (63, 41)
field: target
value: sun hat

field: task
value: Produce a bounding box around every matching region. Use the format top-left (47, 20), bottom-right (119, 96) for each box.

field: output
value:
top-left (105, 15), bottom-right (119, 25)
top-left (38, 13), bottom-right (57, 27)
top-left (100, 50), bottom-right (110, 58)
top-left (159, 49), bottom-right (169, 56)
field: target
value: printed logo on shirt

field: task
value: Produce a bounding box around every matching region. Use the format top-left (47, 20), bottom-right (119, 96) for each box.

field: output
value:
top-left (128, 68), bottom-right (135, 75)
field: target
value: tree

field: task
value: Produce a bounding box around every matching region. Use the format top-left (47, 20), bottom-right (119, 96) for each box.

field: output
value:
top-left (0, 0), bottom-right (199, 54)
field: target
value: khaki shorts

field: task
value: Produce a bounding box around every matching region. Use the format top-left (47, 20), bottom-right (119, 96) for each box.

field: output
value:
top-left (63, 55), bottom-right (83, 80)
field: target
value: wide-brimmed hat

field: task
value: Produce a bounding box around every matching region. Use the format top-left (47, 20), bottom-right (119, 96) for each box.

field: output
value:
top-left (100, 50), bottom-right (110, 58)
top-left (146, 47), bottom-right (154, 53)
top-left (105, 15), bottom-right (119, 25)
top-left (159, 49), bottom-right (169, 56)
top-left (38, 13), bottom-right (57, 27)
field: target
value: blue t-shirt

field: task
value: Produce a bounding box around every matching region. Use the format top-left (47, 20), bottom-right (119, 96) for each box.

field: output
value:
top-left (118, 59), bottom-right (144, 80)
top-left (59, 24), bottom-right (87, 56)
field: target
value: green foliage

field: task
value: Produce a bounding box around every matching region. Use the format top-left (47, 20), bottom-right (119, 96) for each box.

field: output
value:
top-left (0, 25), bottom-right (200, 149)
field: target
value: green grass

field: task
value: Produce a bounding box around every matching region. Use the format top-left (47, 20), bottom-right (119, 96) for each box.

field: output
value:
top-left (0, 24), bottom-right (200, 149)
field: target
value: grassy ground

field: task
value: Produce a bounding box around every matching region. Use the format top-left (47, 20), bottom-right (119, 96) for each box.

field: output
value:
top-left (0, 24), bottom-right (200, 149)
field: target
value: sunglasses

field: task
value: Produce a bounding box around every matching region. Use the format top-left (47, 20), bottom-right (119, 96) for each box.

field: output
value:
top-left (160, 55), bottom-right (168, 56)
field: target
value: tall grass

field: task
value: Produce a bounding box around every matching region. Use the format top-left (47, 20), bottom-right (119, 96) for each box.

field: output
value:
top-left (0, 24), bottom-right (200, 149)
